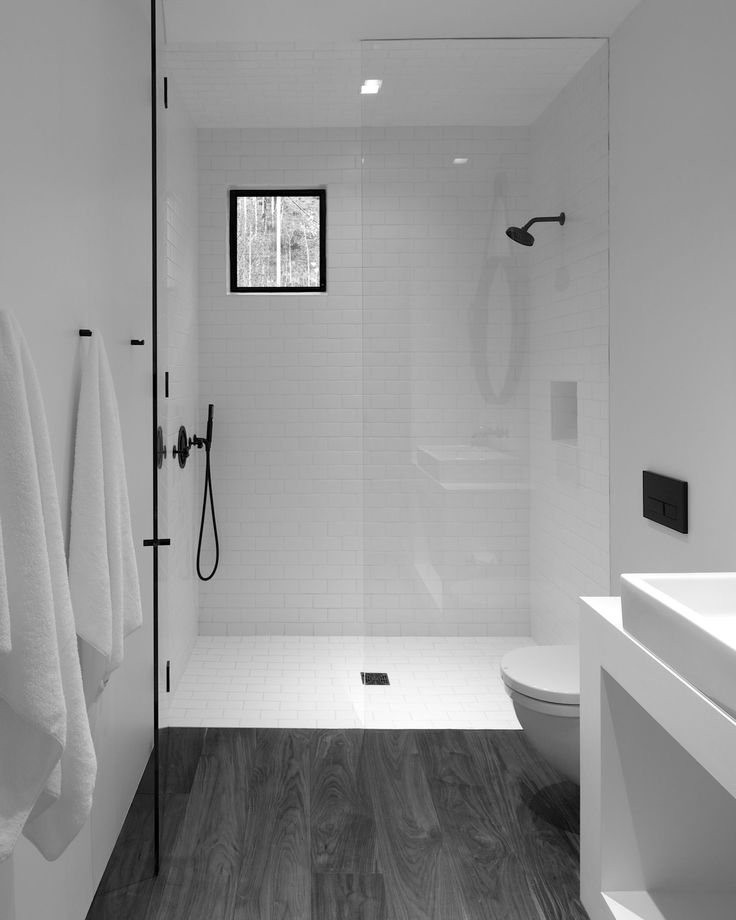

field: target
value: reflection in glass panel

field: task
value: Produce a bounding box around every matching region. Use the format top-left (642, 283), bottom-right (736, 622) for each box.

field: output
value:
top-left (361, 39), bottom-right (610, 644)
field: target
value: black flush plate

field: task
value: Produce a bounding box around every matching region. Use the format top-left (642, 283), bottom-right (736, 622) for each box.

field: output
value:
top-left (643, 471), bottom-right (688, 534)
top-left (361, 672), bottom-right (390, 685)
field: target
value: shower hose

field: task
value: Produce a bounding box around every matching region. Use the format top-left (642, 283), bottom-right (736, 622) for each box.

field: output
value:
top-left (196, 437), bottom-right (219, 581)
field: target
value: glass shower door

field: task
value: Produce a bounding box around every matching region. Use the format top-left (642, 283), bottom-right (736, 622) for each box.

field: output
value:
top-left (360, 41), bottom-right (532, 697)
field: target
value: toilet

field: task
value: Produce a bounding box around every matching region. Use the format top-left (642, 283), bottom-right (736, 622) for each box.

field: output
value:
top-left (500, 645), bottom-right (580, 783)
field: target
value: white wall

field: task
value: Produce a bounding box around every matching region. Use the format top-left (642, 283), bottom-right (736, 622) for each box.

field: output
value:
top-left (198, 127), bottom-right (365, 636)
top-left (609, 0), bottom-right (736, 585)
top-left (158, 77), bottom-right (200, 715)
top-left (0, 2), bottom-right (152, 919)
top-left (528, 45), bottom-right (610, 645)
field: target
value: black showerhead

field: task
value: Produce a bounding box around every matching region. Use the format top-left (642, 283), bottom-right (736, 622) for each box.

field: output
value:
top-left (506, 226), bottom-right (535, 246)
top-left (506, 212), bottom-right (565, 247)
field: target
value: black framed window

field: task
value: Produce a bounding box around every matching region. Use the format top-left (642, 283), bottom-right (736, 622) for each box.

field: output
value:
top-left (229, 189), bottom-right (326, 293)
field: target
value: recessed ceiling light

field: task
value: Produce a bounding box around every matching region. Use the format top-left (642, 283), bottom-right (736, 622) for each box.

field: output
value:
top-left (360, 79), bottom-right (383, 95)
top-left (453, 157), bottom-right (470, 165)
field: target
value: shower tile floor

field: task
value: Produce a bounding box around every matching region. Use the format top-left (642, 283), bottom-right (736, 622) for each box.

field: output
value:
top-left (167, 635), bottom-right (533, 729)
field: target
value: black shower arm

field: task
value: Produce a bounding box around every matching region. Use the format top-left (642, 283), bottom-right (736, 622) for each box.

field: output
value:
top-left (522, 212), bottom-right (566, 231)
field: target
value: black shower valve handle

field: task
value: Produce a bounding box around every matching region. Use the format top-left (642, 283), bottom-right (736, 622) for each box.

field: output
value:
top-left (172, 425), bottom-right (190, 468)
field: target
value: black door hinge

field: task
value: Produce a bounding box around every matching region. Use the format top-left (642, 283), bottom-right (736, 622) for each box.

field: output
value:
top-left (164, 76), bottom-right (168, 109)
top-left (165, 660), bottom-right (171, 693)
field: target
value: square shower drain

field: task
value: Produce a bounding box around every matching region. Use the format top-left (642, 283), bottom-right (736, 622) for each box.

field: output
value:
top-left (361, 672), bottom-right (390, 685)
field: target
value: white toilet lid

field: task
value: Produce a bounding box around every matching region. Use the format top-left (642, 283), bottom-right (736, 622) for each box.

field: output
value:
top-left (500, 645), bottom-right (579, 705)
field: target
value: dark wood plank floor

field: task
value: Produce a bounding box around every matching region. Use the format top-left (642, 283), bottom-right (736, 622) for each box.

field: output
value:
top-left (87, 729), bottom-right (587, 920)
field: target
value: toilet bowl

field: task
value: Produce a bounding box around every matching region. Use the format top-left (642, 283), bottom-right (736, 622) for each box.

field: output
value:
top-left (500, 645), bottom-right (580, 784)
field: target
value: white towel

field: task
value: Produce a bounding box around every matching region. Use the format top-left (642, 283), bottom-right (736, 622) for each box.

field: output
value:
top-left (69, 334), bottom-right (143, 702)
top-left (0, 310), bottom-right (96, 861)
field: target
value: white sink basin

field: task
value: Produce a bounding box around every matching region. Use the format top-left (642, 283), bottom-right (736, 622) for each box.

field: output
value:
top-left (621, 572), bottom-right (736, 718)
top-left (415, 444), bottom-right (515, 486)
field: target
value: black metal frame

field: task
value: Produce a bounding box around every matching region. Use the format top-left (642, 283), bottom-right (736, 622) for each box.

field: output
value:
top-left (228, 188), bottom-right (327, 293)
top-left (149, 0), bottom-right (161, 874)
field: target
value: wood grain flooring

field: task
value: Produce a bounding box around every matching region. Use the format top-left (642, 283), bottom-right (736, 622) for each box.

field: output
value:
top-left (87, 730), bottom-right (587, 920)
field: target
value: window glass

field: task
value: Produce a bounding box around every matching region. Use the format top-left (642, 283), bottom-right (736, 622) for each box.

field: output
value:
top-left (229, 190), bottom-right (326, 292)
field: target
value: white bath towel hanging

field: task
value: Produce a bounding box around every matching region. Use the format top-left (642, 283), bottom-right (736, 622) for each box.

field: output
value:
top-left (69, 333), bottom-right (143, 702)
top-left (0, 310), bottom-right (96, 861)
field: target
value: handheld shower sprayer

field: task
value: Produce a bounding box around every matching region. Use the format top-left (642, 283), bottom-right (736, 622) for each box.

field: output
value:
top-left (191, 403), bottom-right (219, 581)
top-left (206, 402), bottom-right (214, 450)
top-left (190, 403), bottom-right (214, 451)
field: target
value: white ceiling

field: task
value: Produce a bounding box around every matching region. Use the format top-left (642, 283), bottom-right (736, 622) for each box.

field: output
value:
top-left (162, 0), bottom-right (641, 44)
top-left (165, 39), bottom-right (606, 129)
top-left (362, 39), bottom-right (605, 127)
top-left (165, 43), bottom-right (361, 129)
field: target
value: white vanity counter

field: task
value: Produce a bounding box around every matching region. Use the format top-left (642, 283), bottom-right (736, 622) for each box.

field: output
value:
top-left (580, 596), bottom-right (736, 920)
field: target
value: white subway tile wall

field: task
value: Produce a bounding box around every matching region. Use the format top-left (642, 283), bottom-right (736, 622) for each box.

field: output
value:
top-left (361, 126), bottom-right (532, 637)
top-left (196, 50), bottom-right (608, 639)
top-left (198, 125), bottom-right (539, 636)
top-left (198, 127), bottom-right (365, 636)
top-left (528, 45), bottom-right (610, 644)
